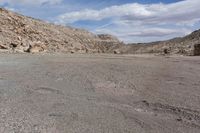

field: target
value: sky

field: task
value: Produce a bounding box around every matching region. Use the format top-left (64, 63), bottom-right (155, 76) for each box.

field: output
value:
top-left (0, 0), bottom-right (200, 43)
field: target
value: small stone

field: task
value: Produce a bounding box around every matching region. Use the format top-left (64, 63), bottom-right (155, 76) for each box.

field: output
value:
top-left (70, 50), bottom-right (75, 54)
top-left (176, 118), bottom-right (182, 122)
top-left (29, 46), bottom-right (43, 53)
top-left (0, 44), bottom-right (8, 49)
top-left (10, 43), bottom-right (18, 48)
top-left (114, 50), bottom-right (120, 54)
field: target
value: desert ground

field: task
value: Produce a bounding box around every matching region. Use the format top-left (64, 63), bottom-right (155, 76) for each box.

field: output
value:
top-left (0, 53), bottom-right (200, 133)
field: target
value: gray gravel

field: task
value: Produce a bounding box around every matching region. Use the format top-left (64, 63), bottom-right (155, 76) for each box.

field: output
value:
top-left (0, 54), bottom-right (200, 133)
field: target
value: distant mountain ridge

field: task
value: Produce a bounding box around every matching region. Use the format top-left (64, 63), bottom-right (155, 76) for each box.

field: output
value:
top-left (116, 29), bottom-right (200, 56)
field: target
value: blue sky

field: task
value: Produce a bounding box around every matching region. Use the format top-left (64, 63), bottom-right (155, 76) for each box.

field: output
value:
top-left (0, 0), bottom-right (200, 43)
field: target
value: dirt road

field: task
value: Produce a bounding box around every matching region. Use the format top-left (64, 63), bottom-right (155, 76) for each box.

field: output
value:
top-left (0, 54), bottom-right (200, 133)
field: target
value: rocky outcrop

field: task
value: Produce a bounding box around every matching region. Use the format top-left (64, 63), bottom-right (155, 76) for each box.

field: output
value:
top-left (0, 8), bottom-right (122, 54)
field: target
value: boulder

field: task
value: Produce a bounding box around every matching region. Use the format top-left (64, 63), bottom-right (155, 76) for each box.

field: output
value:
top-left (28, 44), bottom-right (44, 53)
top-left (163, 48), bottom-right (169, 54)
top-left (114, 49), bottom-right (121, 54)
top-left (0, 44), bottom-right (8, 49)
top-left (27, 41), bottom-right (47, 53)
top-left (14, 46), bottom-right (26, 53)
top-left (193, 44), bottom-right (200, 56)
top-left (14, 44), bottom-right (30, 53)
top-left (10, 43), bottom-right (18, 48)
top-left (70, 50), bottom-right (75, 54)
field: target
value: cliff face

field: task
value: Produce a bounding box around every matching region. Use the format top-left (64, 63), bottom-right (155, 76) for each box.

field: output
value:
top-left (0, 8), bottom-right (122, 53)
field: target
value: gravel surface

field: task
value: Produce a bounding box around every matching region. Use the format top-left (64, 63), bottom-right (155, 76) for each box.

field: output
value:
top-left (0, 54), bottom-right (200, 133)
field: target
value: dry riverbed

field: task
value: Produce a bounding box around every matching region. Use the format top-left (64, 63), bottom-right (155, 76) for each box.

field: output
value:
top-left (0, 54), bottom-right (200, 133)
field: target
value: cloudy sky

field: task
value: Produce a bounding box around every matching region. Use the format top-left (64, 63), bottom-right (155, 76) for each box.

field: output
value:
top-left (0, 0), bottom-right (200, 43)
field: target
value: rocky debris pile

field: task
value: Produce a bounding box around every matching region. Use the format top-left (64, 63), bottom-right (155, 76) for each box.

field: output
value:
top-left (0, 8), bottom-right (122, 54)
top-left (116, 29), bottom-right (200, 56)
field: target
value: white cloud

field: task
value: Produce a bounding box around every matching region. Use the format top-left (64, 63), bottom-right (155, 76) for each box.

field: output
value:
top-left (0, 0), bottom-right (63, 6)
top-left (1, 0), bottom-right (199, 43)
top-left (56, 3), bottom-right (154, 24)
top-left (55, 0), bottom-right (200, 43)
top-left (95, 26), bottom-right (192, 43)
top-left (56, 0), bottom-right (200, 25)
top-left (3, 6), bottom-right (16, 11)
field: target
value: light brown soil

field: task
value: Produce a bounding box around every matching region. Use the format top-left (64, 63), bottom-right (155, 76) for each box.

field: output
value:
top-left (0, 54), bottom-right (200, 133)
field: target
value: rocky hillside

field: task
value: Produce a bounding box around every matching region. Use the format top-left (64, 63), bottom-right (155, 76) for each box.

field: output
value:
top-left (116, 29), bottom-right (200, 56)
top-left (0, 8), bottom-right (199, 56)
top-left (0, 8), bottom-right (122, 53)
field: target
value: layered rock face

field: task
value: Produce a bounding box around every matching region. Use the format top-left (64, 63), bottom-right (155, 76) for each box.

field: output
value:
top-left (0, 8), bottom-right (122, 53)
